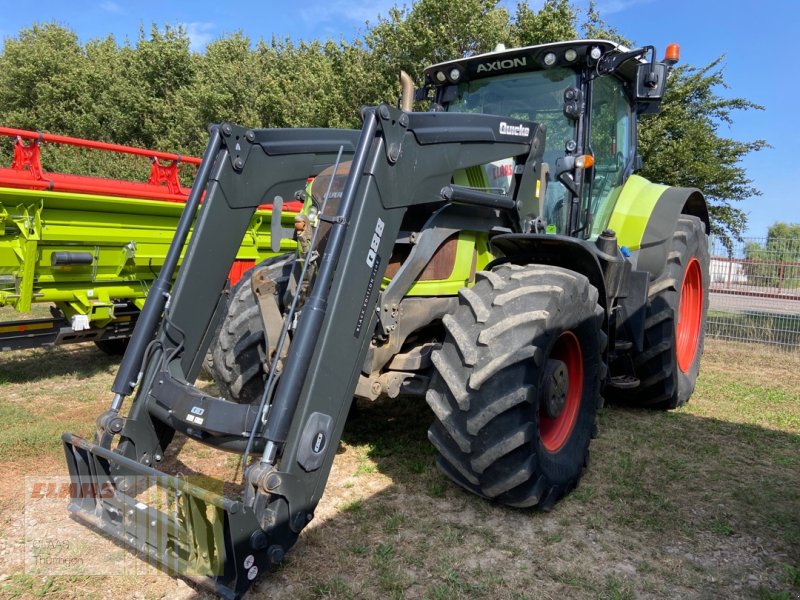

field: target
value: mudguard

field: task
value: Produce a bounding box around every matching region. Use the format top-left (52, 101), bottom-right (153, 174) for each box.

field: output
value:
top-left (608, 174), bottom-right (709, 280)
top-left (489, 233), bottom-right (608, 313)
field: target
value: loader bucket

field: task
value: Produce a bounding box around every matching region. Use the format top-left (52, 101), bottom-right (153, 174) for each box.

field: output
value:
top-left (62, 433), bottom-right (269, 599)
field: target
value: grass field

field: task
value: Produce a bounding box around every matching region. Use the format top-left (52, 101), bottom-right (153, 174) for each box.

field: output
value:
top-left (0, 338), bottom-right (797, 599)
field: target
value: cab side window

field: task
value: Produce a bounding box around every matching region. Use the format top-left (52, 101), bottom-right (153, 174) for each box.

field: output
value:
top-left (587, 75), bottom-right (633, 237)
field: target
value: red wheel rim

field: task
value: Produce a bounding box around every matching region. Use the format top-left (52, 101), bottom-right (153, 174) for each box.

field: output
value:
top-left (539, 331), bottom-right (583, 453)
top-left (677, 257), bottom-right (703, 373)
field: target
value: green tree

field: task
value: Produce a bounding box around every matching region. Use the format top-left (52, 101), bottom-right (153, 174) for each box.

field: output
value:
top-left (365, 0), bottom-right (511, 89)
top-left (512, 0), bottom-right (578, 46)
top-left (256, 38), bottom-right (352, 128)
top-left (0, 23), bottom-right (85, 133)
top-left (127, 25), bottom-right (196, 151)
top-left (0, 4), bottom-right (766, 240)
top-left (0, 23), bottom-right (201, 179)
top-left (637, 59), bottom-right (767, 242)
top-left (176, 32), bottom-right (263, 150)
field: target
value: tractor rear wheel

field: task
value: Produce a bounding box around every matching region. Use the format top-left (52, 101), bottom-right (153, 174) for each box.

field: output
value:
top-left (209, 254), bottom-right (294, 404)
top-left (426, 263), bottom-right (606, 509)
top-left (611, 215), bottom-right (709, 409)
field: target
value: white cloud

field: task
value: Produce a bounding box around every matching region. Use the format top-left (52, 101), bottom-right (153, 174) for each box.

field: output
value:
top-left (99, 1), bottom-right (125, 14)
top-left (594, 0), bottom-right (655, 15)
top-left (500, 0), bottom-right (546, 12)
top-left (298, 0), bottom-right (399, 28)
top-left (182, 21), bottom-right (216, 52)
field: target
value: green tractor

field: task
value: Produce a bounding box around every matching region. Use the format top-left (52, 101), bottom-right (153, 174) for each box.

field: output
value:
top-left (64, 39), bottom-right (709, 598)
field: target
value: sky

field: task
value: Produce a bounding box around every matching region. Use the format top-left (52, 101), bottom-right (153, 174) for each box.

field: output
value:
top-left (0, 0), bottom-right (795, 238)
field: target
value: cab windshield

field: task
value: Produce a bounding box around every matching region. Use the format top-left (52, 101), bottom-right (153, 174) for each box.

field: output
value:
top-left (444, 68), bottom-right (578, 233)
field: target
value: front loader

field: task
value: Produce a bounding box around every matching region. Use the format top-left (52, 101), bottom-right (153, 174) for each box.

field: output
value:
top-left (63, 40), bottom-right (710, 598)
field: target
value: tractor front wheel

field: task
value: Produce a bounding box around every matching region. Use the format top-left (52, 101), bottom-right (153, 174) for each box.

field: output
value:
top-left (208, 254), bottom-right (295, 404)
top-left (426, 263), bottom-right (606, 509)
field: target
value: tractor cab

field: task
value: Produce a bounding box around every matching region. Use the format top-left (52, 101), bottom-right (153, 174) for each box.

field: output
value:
top-left (421, 40), bottom-right (677, 239)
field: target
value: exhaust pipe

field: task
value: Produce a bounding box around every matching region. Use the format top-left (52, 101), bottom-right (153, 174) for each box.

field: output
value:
top-left (400, 71), bottom-right (415, 112)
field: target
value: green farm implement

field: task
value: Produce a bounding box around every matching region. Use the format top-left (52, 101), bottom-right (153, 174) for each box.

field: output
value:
top-left (0, 127), bottom-right (299, 352)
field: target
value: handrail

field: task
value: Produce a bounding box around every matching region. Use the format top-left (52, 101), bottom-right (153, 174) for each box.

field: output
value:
top-left (0, 126), bottom-right (202, 164)
top-left (0, 125), bottom-right (199, 202)
top-left (0, 125), bottom-right (304, 210)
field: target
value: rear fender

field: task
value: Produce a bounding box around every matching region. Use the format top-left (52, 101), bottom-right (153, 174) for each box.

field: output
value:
top-left (608, 175), bottom-right (709, 280)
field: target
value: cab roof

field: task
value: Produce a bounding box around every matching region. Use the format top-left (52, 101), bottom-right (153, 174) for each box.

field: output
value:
top-left (423, 39), bottom-right (639, 86)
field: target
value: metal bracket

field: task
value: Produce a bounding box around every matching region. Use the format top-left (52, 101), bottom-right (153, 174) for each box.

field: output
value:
top-left (376, 104), bottom-right (409, 164)
top-left (536, 161), bottom-right (549, 227)
top-left (11, 137), bottom-right (44, 179)
top-left (269, 196), bottom-right (295, 252)
top-left (147, 159), bottom-right (183, 194)
top-left (220, 122), bottom-right (255, 172)
top-left (376, 204), bottom-right (504, 337)
top-left (512, 124), bottom-right (546, 230)
top-left (252, 264), bottom-right (289, 370)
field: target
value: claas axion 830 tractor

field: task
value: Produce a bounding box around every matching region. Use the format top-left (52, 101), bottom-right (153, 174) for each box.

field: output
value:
top-left (63, 39), bottom-right (709, 598)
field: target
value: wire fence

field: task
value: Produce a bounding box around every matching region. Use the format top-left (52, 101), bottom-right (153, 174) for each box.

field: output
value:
top-left (707, 236), bottom-right (800, 349)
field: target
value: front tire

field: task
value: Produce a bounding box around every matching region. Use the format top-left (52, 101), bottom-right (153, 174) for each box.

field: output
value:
top-left (208, 255), bottom-right (294, 404)
top-left (426, 264), bottom-right (606, 509)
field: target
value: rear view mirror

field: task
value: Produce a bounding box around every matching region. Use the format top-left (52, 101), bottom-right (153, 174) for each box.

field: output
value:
top-left (635, 62), bottom-right (668, 101)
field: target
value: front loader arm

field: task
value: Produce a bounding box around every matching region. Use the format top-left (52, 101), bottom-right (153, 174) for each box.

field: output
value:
top-left (240, 107), bottom-right (545, 532)
top-left (63, 105), bottom-right (545, 599)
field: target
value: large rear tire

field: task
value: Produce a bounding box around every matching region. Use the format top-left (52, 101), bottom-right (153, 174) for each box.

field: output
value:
top-left (426, 264), bottom-right (606, 509)
top-left (209, 255), bottom-right (294, 404)
top-left (611, 215), bottom-right (709, 409)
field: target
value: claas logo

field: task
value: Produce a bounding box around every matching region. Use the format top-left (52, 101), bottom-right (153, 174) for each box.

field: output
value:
top-left (29, 481), bottom-right (115, 499)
